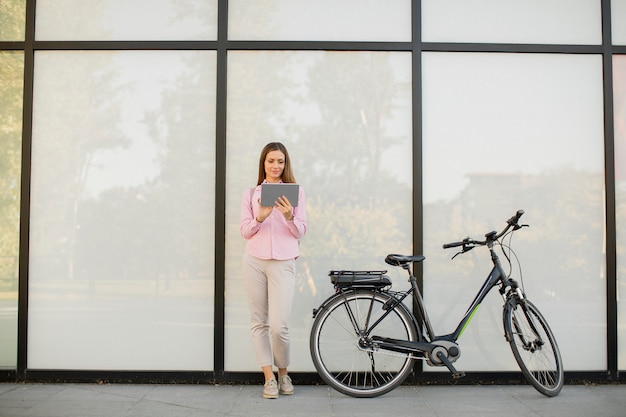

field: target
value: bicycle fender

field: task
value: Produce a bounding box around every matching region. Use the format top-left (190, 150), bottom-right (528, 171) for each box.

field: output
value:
top-left (312, 291), bottom-right (351, 319)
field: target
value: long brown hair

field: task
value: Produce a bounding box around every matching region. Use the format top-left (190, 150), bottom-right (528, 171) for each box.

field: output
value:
top-left (256, 142), bottom-right (297, 185)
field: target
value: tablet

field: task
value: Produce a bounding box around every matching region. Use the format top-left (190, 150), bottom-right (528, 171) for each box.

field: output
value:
top-left (260, 183), bottom-right (300, 207)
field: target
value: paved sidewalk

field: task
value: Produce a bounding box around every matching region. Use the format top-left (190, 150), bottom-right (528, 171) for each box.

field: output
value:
top-left (1, 383), bottom-right (625, 417)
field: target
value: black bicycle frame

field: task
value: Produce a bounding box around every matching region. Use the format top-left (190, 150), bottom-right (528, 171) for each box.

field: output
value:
top-left (324, 245), bottom-right (512, 358)
top-left (415, 246), bottom-right (509, 343)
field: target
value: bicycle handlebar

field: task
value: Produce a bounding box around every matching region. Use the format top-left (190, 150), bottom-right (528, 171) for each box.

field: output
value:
top-left (442, 210), bottom-right (525, 250)
top-left (442, 240), bottom-right (466, 249)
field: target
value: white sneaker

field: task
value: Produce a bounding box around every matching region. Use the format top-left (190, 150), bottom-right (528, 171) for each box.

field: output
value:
top-left (263, 378), bottom-right (279, 399)
top-left (278, 375), bottom-right (294, 395)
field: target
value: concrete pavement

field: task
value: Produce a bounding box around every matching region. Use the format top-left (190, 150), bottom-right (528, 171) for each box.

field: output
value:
top-left (1, 382), bottom-right (625, 417)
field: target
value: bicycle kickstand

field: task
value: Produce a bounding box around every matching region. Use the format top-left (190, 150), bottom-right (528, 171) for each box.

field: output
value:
top-left (436, 351), bottom-right (466, 379)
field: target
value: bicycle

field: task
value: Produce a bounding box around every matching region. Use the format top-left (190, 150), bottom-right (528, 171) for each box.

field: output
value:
top-left (309, 210), bottom-right (564, 398)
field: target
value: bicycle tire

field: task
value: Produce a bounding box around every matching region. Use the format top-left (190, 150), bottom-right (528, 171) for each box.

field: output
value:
top-left (503, 297), bottom-right (564, 396)
top-left (310, 289), bottom-right (418, 398)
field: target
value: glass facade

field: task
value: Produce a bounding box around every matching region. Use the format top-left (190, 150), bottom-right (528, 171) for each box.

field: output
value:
top-left (228, 0), bottom-right (411, 41)
top-left (0, 0), bottom-right (624, 379)
top-left (422, 52), bottom-right (605, 371)
top-left (422, 0), bottom-right (602, 44)
top-left (616, 56), bottom-right (626, 369)
top-left (0, 52), bottom-right (23, 368)
top-left (35, 0), bottom-right (218, 41)
top-left (224, 51), bottom-right (413, 371)
top-left (614, 0), bottom-right (626, 45)
top-left (0, 0), bottom-right (26, 41)
top-left (28, 51), bottom-right (216, 370)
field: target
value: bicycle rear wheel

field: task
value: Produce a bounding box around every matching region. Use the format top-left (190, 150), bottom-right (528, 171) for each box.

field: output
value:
top-left (310, 290), bottom-right (418, 398)
top-left (503, 297), bottom-right (564, 396)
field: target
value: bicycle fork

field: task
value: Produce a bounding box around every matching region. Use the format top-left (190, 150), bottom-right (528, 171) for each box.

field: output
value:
top-left (504, 294), bottom-right (545, 353)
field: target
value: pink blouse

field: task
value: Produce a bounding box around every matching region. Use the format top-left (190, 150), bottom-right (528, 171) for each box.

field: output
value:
top-left (240, 182), bottom-right (307, 260)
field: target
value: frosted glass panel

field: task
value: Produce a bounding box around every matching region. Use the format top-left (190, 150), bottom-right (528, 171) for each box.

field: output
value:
top-left (422, 52), bottom-right (605, 372)
top-left (0, 0), bottom-right (26, 41)
top-left (224, 51), bottom-right (413, 371)
top-left (615, 56), bottom-right (626, 369)
top-left (36, 0), bottom-right (217, 41)
top-left (614, 0), bottom-right (626, 45)
top-left (29, 51), bottom-right (216, 370)
top-left (0, 52), bottom-right (23, 368)
top-left (229, 0), bottom-right (411, 41)
top-left (422, 0), bottom-right (602, 44)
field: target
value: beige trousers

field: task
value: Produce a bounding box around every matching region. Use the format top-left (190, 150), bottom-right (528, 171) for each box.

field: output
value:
top-left (242, 252), bottom-right (296, 368)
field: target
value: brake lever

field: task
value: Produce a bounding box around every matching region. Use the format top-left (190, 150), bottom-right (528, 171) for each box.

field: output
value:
top-left (513, 223), bottom-right (530, 231)
top-left (451, 244), bottom-right (475, 260)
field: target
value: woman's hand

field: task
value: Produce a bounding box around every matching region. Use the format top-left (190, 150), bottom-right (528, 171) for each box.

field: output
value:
top-left (275, 195), bottom-right (294, 221)
top-left (256, 199), bottom-right (273, 223)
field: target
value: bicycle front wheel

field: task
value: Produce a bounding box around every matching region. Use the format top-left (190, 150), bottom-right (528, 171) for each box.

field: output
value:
top-left (310, 290), bottom-right (418, 398)
top-left (503, 297), bottom-right (564, 396)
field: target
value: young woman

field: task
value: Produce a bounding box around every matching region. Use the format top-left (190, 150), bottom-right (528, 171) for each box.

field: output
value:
top-left (240, 142), bottom-right (307, 399)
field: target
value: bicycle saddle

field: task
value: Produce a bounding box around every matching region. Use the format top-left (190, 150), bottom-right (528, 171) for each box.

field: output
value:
top-left (385, 254), bottom-right (425, 267)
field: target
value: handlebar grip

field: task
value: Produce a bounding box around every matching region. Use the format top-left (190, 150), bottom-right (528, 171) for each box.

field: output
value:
top-left (443, 241), bottom-right (464, 249)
